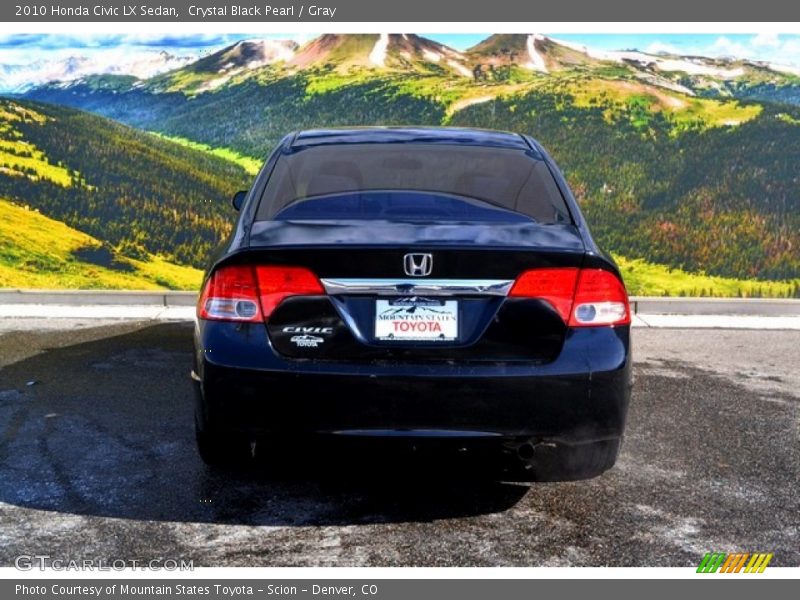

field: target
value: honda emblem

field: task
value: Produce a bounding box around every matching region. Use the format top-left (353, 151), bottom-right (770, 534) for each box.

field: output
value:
top-left (403, 253), bottom-right (433, 277)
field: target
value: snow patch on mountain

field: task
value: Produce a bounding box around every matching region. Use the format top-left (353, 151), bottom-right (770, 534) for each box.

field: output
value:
top-left (233, 39), bottom-right (296, 67)
top-left (198, 73), bottom-right (236, 92)
top-left (552, 37), bottom-right (746, 79)
top-left (369, 34), bottom-right (389, 67)
top-left (443, 47), bottom-right (466, 60)
top-left (448, 60), bottom-right (473, 78)
top-left (655, 58), bottom-right (745, 78)
top-left (769, 63), bottom-right (800, 76)
top-left (423, 49), bottom-right (442, 63)
top-left (449, 95), bottom-right (495, 114)
top-left (526, 34), bottom-right (549, 73)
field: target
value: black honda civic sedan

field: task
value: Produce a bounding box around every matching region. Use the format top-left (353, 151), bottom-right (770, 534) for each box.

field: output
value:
top-left (192, 127), bottom-right (632, 480)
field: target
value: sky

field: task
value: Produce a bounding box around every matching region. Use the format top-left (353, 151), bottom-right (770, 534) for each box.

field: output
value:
top-left (0, 33), bottom-right (799, 90)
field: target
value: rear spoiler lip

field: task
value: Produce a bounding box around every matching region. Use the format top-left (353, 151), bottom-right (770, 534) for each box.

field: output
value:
top-left (245, 220), bottom-right (587, 252)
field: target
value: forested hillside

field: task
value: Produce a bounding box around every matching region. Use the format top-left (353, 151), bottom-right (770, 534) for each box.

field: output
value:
top-left (450, 89), bottom-right (800, 280)
top-left (0, 98), bottom-right (250, 268)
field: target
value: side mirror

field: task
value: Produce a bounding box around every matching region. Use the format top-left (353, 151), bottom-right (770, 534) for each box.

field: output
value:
top-left (231, 190), bottom-right (247, 211)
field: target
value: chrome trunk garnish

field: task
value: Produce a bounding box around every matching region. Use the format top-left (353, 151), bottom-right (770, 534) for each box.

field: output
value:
top-left (320, 278), bottom-right (514, 297)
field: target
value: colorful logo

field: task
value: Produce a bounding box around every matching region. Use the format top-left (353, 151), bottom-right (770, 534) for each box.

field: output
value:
top-left (697, 552), bottom-right (773, 573)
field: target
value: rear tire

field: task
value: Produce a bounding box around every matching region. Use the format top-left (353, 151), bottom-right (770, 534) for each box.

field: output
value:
top-left (195, 424), bottom-right (252, 467)
top-left (193, 375), bottom-right (253, 467)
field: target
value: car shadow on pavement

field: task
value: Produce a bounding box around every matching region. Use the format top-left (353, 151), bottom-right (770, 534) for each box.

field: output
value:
top-left (0, 322), bottom-right (528, 526)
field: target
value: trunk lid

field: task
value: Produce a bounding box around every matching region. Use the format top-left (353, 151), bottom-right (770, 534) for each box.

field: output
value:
top-left (239, 220), bottom-right (585, 363)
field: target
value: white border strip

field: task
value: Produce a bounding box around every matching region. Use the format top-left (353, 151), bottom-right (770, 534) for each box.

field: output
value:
top-left (2, 22), bottom-right (800, 34)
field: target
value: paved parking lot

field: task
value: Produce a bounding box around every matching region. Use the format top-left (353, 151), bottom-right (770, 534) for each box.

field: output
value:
top-left (0, 321), bottom-right (797, 566)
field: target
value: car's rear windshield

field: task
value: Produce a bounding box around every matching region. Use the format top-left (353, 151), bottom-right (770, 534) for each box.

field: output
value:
top-left (255, 143), bottom-right (572, 224)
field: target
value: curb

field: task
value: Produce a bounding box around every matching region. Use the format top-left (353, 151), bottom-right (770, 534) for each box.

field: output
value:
top-left (628, 297), bottom-right (800, 316)
top-left (0, 289), bottom-right (196, 307)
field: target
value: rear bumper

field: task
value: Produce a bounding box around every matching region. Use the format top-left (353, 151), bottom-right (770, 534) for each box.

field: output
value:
top-left (193, 322), bottom-right (632, 444)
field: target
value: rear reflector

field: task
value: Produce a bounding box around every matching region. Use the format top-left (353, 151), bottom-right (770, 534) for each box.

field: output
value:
top-left (198, 264), bottom-right (324, 322)
top-left (510, 267), bottom-right (630, 327)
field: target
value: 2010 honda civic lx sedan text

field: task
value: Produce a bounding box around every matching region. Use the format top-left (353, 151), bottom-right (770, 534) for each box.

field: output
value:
top-left (192, 127), bottom-right (632, 480)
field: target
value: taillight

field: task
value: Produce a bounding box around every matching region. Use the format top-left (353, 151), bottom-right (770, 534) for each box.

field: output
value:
top-left (197, 264), bottom-right (262, 322)
top-left (569, 268), bottom-right (631, 327)
top-left (254, 265), bottom-right (324, 318)
top-left (197, 264), bottom-right (324, 322)
top-left (509, 267), bottom-right (630, 327)
top-left (509, 268), bottom-right (579, 322)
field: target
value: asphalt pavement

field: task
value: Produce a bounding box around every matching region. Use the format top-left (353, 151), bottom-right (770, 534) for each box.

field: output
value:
top-left (0, 320), bottom-right (797, 567)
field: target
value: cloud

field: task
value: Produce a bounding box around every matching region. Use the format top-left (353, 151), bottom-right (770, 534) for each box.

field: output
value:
top-left (627, 34), bottom-right (800, 69)
top-left (0, 34), bottom-right (50, 47)
top-left (752, 32), bottom-right (781, 48)
top-left (710, 36), bottom-right (751, 57)
top-left (115, 34), bottom-right (244, 48)
top-left (0, 33), bottom-right (260, 50)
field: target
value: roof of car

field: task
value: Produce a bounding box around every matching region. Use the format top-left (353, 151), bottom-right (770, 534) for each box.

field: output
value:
top-left (289, 127), bottom-right (532, 151)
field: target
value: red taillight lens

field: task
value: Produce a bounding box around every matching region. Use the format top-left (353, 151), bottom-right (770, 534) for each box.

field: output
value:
top-left (197, 264), bottom-right (262, 322)
top-left (569, 268), bottom-right (630, 327)
top-left (254, 265), bottom-right (324, 318)
top-left (198, 264), bottom-right (324, 322)
top-left (509, 268), bottom-right (579, 322)
top-left (509, 267), bottom-right (630, 327)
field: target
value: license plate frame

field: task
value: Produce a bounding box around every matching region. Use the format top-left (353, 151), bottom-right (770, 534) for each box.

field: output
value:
top-left (374, 297), bottom-right (459, 342)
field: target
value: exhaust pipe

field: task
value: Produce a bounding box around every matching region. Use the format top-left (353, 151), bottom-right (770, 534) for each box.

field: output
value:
top-left (517, 442), bottom-right (535, 461)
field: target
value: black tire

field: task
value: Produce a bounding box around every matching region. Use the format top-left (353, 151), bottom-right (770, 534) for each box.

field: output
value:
top-left (195, 422), bottom-right (251, 467)
top-left (193, 377), bottom-right (252, 467)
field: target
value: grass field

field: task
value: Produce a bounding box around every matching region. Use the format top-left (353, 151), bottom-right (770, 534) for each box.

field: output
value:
top-left (149, 133), bottom-right (262, 175)
top-left (0, 198), bottom-right (201, 290)
top-left (616, 255), bottom-right (800, 298)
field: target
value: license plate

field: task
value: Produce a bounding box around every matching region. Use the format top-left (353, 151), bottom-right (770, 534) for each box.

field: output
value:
top-left (375, 297), bottom-right (458, 341)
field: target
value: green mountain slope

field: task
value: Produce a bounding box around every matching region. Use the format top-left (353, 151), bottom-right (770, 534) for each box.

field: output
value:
top-left (0, 98), bottom-right (250, 271)
top-left (0, 197), bottom-right (200, 289)
top-left (19, 34), bottom-right (800, 284)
